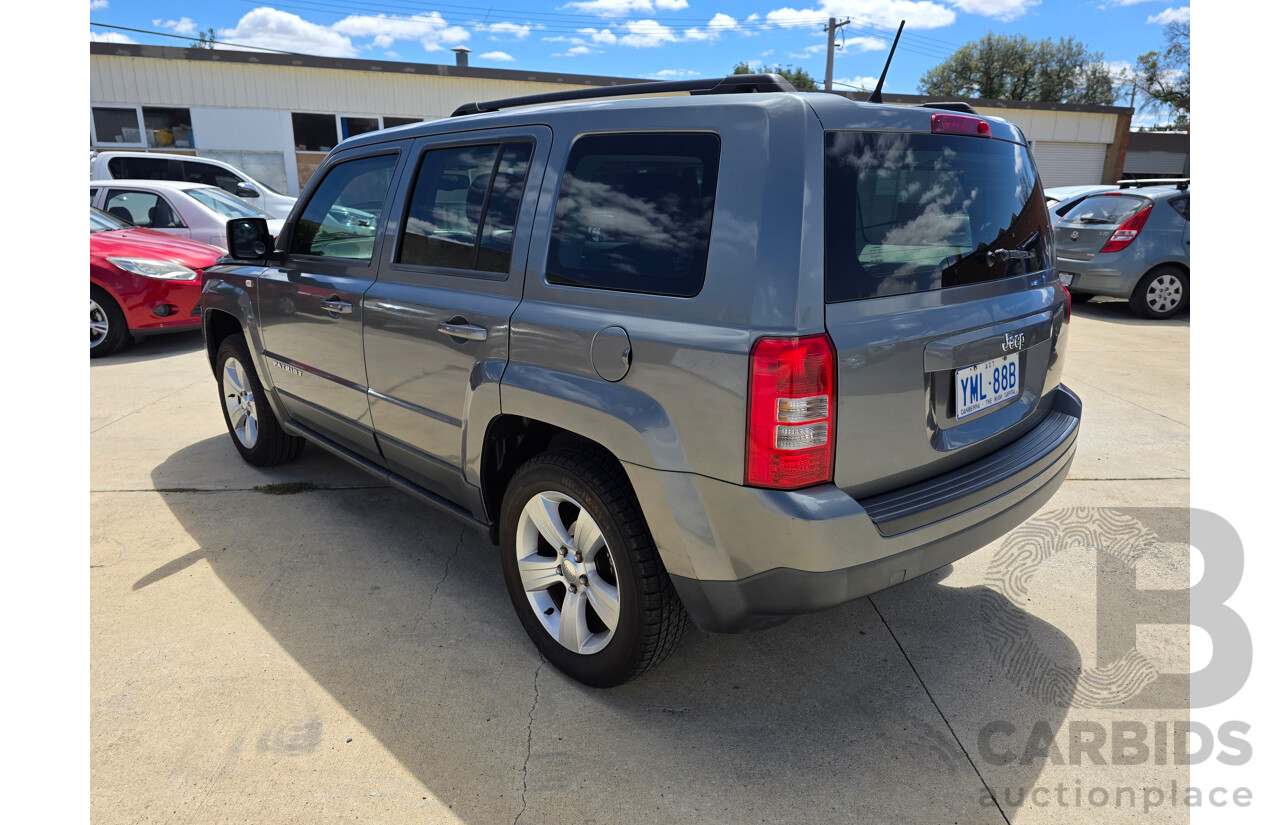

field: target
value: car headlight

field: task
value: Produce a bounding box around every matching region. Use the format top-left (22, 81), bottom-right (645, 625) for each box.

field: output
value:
top-left (105, 257), bottom-right (199, 281)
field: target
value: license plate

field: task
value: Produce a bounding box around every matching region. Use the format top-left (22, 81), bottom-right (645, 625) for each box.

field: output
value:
top-left (1060, 272), bottom-right (1075, 287)
top-left (955, 355), bottom-right (1020, 419)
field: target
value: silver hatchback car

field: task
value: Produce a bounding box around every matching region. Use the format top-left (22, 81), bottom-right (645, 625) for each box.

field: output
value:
top-left (1053, 182), bottom-right (1190, 319)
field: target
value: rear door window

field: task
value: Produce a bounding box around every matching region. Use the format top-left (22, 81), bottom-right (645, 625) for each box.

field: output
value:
top-left (547, 132), bottom-right (720, 297)
top-left (107, 155), bottom-right (178, 181)
top-left (825, 131), bottom-right (1049, 302)
top-left (182, 161), bottom-right (243, 195)
top-left (1058, 194), bottom-right (1148, 226)
top-left (1168, 196), bottom-right (1189, 220)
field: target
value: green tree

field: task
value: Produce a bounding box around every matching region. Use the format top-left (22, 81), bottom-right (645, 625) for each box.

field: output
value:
top-left (196, 28), bottom-right (218, 49)
top-left (919, 34), bottom-right (1117, 105)
top-left (733, 61), bottom-right (817, 90)
top-left (1135, 20), bottom-right (1189, 116)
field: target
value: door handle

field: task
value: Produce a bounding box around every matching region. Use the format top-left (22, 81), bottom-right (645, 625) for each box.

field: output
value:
top-left (321, 298), bottom-right (352, 315)
top-left (437, 321), bottom-right (488, 342)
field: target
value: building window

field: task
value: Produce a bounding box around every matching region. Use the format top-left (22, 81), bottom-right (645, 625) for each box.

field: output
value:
top-left (142, 107), bottom-right (193, 148)
top-left (342, 116), bottom-right (381, 139)
top-left (292, 113), bottom-right (339, 152)
top-left (93, 107), bottom-right (143, 145)
top-left (383, 117), bottom-right (422, 129)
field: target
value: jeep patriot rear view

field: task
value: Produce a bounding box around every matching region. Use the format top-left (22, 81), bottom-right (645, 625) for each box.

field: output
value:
top-left (201, 74), bottom-right (1080, 686)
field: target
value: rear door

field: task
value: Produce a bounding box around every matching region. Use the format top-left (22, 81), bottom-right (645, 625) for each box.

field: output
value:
top-left (256, 147), bottom-right (403, 459)
top-left (362, 128), bottom-right (547, 505)
top-left (823, 127), bottom-right (1064, 497)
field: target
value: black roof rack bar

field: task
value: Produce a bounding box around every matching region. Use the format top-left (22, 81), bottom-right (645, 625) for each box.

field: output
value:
top-left (1119, 177), bottom-right (1190, 190)
top-left (450, 73), bottom-right (797, 117)
top-left (916, 101), bottom-right (979, 115)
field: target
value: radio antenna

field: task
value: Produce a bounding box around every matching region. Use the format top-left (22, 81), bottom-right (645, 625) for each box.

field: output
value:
top-left (868, 20), bottom-right (905, 104)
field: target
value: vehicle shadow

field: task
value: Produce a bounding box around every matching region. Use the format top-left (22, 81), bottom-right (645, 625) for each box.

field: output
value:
top-left (92, 329), bottom-right (205, 365)
top-left (1071, 297), bottom-right (1190, 326)
top-left (144, 439), bottom-right (1080, 823)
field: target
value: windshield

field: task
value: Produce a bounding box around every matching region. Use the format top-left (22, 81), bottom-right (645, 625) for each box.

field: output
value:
top-left (90, 206), bottom-right (131, 233)
top-left (825, 131), bottom-right (1049, 302)
top-left (187, 187), bottom-right (269, 219)
top-left (1058, 194), bottom-right (1148, 226)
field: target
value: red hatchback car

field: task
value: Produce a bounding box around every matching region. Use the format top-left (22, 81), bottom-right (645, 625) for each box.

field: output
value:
top-left (90, 207), bottom-right (223, 357)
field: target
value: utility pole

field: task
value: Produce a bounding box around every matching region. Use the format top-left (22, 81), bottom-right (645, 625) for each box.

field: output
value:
top-left (823, 17), bottom-right (851, 92)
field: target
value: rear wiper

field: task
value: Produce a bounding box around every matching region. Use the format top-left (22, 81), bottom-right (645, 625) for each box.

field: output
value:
top-left (985, 247), bottom-right (1035, 267)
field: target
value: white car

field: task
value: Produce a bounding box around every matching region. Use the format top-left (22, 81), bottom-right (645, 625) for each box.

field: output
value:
top-left (89, 151), bottom-right (297, 218)
top-left (90, 180), bottom-right (285, 250)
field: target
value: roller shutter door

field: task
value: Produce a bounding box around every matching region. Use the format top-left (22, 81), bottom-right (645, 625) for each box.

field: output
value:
top-left (1032, 141), bottom-right (1109, 187)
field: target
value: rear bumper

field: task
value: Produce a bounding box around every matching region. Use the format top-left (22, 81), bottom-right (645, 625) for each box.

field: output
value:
top-left (639, 385), bottom-right (1080, 633)
top-left (1057, 258), bottom-right (1140, 298)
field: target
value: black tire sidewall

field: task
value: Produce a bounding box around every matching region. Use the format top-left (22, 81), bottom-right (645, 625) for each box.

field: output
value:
top-left (499, 455), bottom-right (648, 687)
top-left (215, 333), bottom-right (291, 466)
top-left (90, 286), bottom-right (128, 358)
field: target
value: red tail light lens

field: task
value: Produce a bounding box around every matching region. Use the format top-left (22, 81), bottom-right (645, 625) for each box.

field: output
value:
top-left (1098, 204), bottom-right (1152, 253)
top-left (931, 113), bottom-right (991, 137)
top-left (746, 335), bottom-right (836, 489)
top-left (1060, 281), bottom-right (1072, 322)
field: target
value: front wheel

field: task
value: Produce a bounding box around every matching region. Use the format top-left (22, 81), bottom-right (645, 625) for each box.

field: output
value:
top-left (215, 333), bottom-right (305, 466)
top-left (90, 287), bottom-right (128, 358)
top-left (1129, 266), bottom-right (1188, 319)
top-left (499, 448), bottom-right (689, 687)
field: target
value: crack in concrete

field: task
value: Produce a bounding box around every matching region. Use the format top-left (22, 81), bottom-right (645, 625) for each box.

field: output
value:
top-left (513, 658), bottom-right (544, 825)
top-left (868, 595), bottom-right (1012, 825)
top-left (413, 527), bottom-right (465, 634)
top-left (90, 375), bottom-right (212, 435)
top-left (1064, 375), bottom-right (1190, 428)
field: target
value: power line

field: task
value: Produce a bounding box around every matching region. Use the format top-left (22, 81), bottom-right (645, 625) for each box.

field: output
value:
top-left (90, 22), bottom-right (302, 55)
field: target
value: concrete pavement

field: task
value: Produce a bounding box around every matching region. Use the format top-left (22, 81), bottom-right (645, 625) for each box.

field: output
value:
top-left (91, 299), bottom-right (1190, 824)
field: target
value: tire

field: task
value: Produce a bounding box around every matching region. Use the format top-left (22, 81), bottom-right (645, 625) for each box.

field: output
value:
top-left (499, 447), bottom-right (690, 687)
top-left (215, 333), bottom-right (305, 467)
top-left (1129, 266), bottom-right (1188, 319)
top-left (90, 286), bottom-right (129, 358)
top-left (1067, 290), bottom-right (1094, 304)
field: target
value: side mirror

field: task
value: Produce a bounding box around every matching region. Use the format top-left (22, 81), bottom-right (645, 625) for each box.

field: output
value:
top-left (227, 217), bottom-right (272, 260)
top-left (236, 181), bottom-right (261, 200)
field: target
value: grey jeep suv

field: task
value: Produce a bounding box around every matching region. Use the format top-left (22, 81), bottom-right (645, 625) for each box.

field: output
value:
top-left (201, 74), bottom-right (1080, 686)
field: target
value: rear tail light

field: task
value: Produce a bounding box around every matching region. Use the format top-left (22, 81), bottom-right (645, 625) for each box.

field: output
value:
top-left (1060, 281), bottom-right (1072, 322)
top-left (931, 113), bottom-right (991, 137)
top-left (746, 335), bottom-right (836, 489)
top-left (1098, 204), bottom-right (1152, 253)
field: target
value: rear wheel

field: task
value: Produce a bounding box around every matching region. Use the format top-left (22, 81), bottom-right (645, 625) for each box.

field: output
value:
top-left (1129, 266), bottom-right (1188, 319)
top-left (215, 333), bottom-right (305, 466)
top-left (90, 287), bottom-right (128, 358)
top-left (499, 448), bottom-right (689, 687)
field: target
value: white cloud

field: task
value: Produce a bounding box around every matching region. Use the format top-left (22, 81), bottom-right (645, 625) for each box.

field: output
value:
top-left (89, 0), bottom-right (109, 9)
top-left (479, 50), bottom-right (516, 61)
top-left (764, 3), bottom-right (955, 31)
top-left (331, 12), bottom-right (469, 52)
top-left (645, 68), bottom-right (702, 78)
top-left (90, 31), bottom-right (134, 43)
top-left (945, 0), bottom-right (1039, 21)
top-left (554, 44), bottom-right (599, 56)
top-left (578, 27), bottom-right (619, 44)
top-left (478, 21), bottom-right (532, 39)
top-left (709, 13), bottom-right (738, 32)
top-left (155, 17), bottom-right (199, 36)
top-left (559, 0), bottom-right (688, 16)
top-left (618, 19), bottom-right (678, 48)
top-left (220, 8), bottom-right (359, 57)
top-left (846, 36), bottom-right (887, 52)
top-left (1147, 6), bottom-right (1189, 23)
top-left (787, 44), bottom-right (827, 57)
top-left (833, 75), bottom-right (880, 91)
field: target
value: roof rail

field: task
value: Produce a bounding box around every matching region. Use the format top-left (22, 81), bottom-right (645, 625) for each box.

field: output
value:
top-left (916, 101), bottom-right (979, 115)
top-left (450, 73), bottom-right (797, 117)
top-left (1118, 177), bottom-right (1190, 190)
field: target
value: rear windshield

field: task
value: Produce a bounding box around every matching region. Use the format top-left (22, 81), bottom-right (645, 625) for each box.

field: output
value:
top-left (1058, 194), bottom-right (1148, 226)
top-left (825, 131), bottom-right (1049, 302)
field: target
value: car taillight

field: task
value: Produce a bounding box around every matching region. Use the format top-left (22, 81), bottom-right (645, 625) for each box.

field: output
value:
top-left (1098, 205), bottom-right (1152, 253)
top-left (931, 113), bottom-right (991, 137)
top-left (746, 335), bottom-right (836, 489)
top-left (1060, 281), bottom-right (1072, 322)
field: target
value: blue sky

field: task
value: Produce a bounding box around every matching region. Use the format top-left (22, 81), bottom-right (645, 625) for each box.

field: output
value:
top-left (88, 1), bottom-right (1187, 120)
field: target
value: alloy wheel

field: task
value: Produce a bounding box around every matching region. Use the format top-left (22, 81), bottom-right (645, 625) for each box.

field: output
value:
top-left (514, 491), bottom-right (621, 655)
top-left (90, 299), bottom-right (109, 349)
top-left (221, 357), bottom-right (259, 449)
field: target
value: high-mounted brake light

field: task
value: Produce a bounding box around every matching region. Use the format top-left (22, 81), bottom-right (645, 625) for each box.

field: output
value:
top-left (746, 335), bottom-right (836, 489)
top-left (1098, 204), bottom-right (1153, 253)
top-left (931, 113), bottom-right (991, 137)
